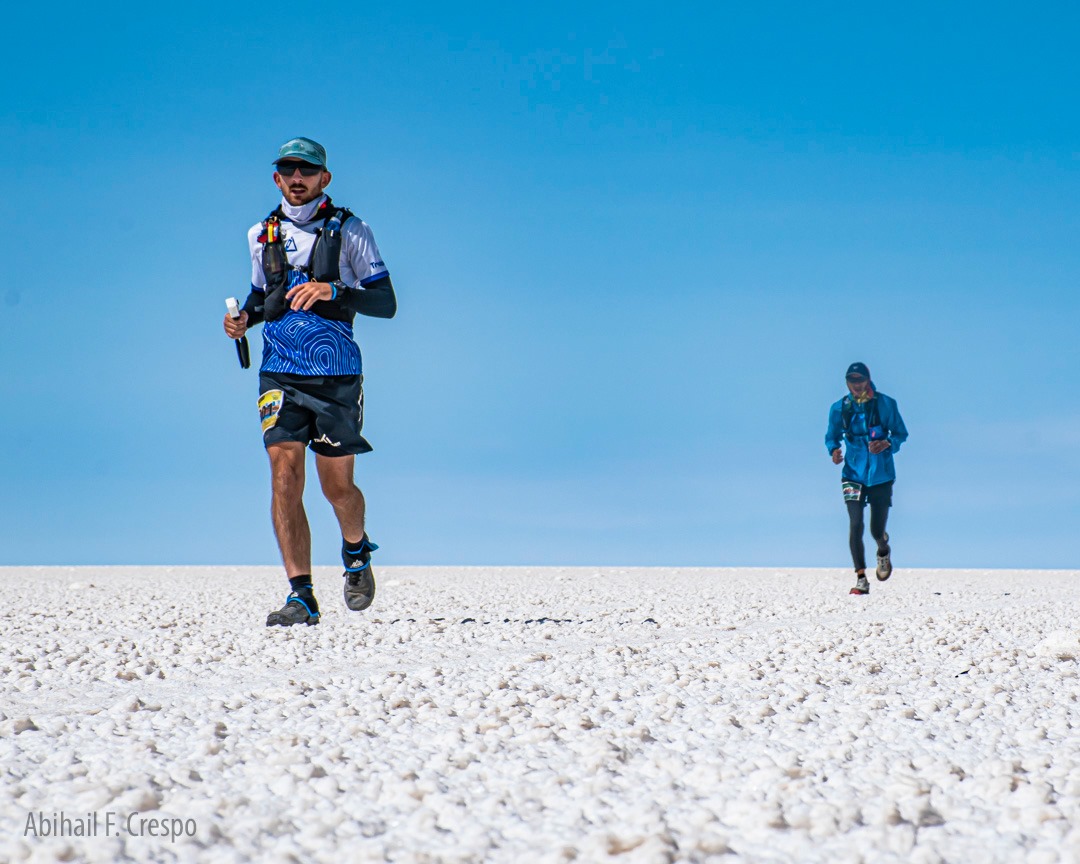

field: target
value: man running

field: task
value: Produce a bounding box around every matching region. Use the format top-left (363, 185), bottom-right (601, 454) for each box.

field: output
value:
top-left (223, 137), bottom-right (397, 626)
top-left (825, 362), bottom-right (909, 596)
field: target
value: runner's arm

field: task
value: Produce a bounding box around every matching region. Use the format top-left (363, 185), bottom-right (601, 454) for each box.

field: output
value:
top-left (884, 398), bottom-right (908, 453)
top-left (240, 284), bottom-right (266, 326)
top-left (825, 402), bottom-right (844, 454)
top-left (335, 275), bottom-right (397, 319)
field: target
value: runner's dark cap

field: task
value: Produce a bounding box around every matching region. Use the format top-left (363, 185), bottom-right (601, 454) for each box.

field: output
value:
top-left (845, 362), bottom-right (870, 380)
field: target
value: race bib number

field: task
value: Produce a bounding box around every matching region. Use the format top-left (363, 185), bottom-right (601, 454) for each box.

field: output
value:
top-left (259, 390), bottom-right (284, 432)
top-left (842, 480), bottom-right (863, 503)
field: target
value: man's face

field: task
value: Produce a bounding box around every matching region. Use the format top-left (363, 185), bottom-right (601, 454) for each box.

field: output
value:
top-left (846, 375), bottom-right (870, 396)
top-left (274, 161), bottom-right (331, 206)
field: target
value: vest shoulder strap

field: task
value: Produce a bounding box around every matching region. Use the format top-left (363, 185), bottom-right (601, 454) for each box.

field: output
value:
top-left (869, 396), bottom-right (883, 432)
top-left (322, 204), bottom-right (355, 231)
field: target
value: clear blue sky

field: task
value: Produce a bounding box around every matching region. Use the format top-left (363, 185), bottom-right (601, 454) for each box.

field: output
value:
top-left (3, 2), bottom-right (1077, 568)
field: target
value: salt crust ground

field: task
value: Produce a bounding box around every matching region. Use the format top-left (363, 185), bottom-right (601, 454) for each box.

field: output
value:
top-left (1, 566), bottom-right (1079, 864)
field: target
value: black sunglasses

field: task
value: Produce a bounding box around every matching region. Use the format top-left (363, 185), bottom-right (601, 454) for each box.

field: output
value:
top-left (276, 161), bottom-right (323, 177)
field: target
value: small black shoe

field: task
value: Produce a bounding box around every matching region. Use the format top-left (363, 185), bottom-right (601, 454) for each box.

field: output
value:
top-left (343, 535), bottom-right (378, 612)
top-left (266, 593), bottom-right (320, 627)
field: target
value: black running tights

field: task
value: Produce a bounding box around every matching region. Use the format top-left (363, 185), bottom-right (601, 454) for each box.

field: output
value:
top-left (847, 499), bottom-right (890, 572)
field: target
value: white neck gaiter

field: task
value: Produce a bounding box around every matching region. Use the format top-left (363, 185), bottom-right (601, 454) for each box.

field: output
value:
top-left (280, 194), bottom-right (327, 223)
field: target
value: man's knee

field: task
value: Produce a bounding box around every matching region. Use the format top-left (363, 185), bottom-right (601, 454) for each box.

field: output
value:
top-left (316, 455), bottom-right (359, 504)
top-left (268, 444), bottom-right (305, 489)
top-left (321, 475), bottom-right (360, 507)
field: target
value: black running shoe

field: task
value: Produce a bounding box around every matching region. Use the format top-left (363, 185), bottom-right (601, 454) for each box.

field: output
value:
top-left (849, 574), bottom-right (870, 596)
top-left (266, 592), bottom-right (320, 627)
top-left (342, 535), bottom-right (378, 612)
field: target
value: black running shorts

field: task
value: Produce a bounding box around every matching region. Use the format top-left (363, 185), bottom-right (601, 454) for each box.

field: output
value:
top-left (258, 372), bottom-right (372, 456)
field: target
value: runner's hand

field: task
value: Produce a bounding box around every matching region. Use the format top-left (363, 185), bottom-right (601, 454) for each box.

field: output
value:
top-left (868, 440), bottom-right (892, 455)
top-left (286, 281), bottom-right (333, 311)
top-left (831, 449), bottom-right (843, 464)
top-left (224, 311), bottom-right (248, 339)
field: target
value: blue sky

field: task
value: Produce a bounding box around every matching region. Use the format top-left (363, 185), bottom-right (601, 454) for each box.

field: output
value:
top-left (3, 2), bottom-right (1078, 568)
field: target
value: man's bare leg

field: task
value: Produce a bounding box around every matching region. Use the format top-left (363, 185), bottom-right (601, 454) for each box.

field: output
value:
top-left (268, 442), bottom-right (311, 577)
top-left (318, 453), bottom-right (376, 611)
top-left (316, 453), bottom-right (366, 544)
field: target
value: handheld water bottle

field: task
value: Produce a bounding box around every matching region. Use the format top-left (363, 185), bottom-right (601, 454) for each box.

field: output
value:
top-left (226, 297), bottom-right (251, 369)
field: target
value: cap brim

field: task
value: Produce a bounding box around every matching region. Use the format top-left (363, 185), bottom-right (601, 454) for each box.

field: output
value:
top-left (273, 159), bottom-right (325, 168)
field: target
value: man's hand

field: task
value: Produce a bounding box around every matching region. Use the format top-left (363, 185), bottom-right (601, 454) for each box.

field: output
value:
top-left (868, 440), bottom-right (892, 455)
top-left (286, 281), bottom-right (333, 311)
top-left (224, 311), bottom-right (249, 339)
top-left (831, 449), bottom-right (843, 465)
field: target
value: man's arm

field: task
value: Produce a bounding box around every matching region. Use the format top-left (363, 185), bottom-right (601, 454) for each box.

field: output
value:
top-left (223, 285), bottom-right (266, 338)
top-left (336, 275), bottom-right (397, 319)
top-left (226, 225), bottom-right (269, 336)
top-left (825, 402), bottom-right (844, 456)
top-left (884, 396), bottom-right (908, 454)
top-left (241, 284), bottom-right (266, 326)
top-left (284, 276), bottom-right (397, 318)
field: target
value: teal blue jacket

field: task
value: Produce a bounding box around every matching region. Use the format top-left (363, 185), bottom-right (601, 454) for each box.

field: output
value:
top-left (825, 391), bottom-right (908, 487)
